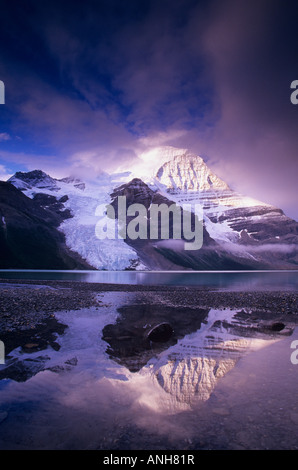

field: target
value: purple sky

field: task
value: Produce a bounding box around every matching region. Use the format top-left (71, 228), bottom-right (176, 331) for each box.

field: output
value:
top-left (0, 0), bottom-right (297, 219)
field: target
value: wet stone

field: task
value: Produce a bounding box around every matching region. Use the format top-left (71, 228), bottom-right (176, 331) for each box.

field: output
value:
top-left (23, 343), bottom-right (40, 350)
top-left (271, 322), bottom-right (285, 331)
top-left (146, 322), bottom-right (174, 343)
top-left (0, 356), bottom-right (50, 382)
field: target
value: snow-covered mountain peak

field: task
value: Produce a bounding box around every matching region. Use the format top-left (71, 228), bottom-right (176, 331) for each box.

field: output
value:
top-left (123, 146), bottom-right (188, 183)
top-left (154, 152), bottom-right (230, 193)
top-left (8, 170), bottom-right (59, 191)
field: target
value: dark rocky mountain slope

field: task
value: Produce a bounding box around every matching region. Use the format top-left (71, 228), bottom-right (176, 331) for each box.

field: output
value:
top-left (0, 181), bottom-right (93, 269)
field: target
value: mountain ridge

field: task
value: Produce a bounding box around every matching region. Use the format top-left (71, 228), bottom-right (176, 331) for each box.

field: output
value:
top-left (3, 147), bottom-right (298, 270)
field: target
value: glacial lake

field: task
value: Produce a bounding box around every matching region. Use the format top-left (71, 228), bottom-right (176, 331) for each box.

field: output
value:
top-left (0, 290), bottom-right (297, 451)
top-left (0, 269), bottom-right (298, 291)
top-left (0, 269), bottom-right (297, 450)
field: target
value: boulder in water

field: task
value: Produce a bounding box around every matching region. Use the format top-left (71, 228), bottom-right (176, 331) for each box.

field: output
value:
top-left (146, 322), bottom-right (174, 343)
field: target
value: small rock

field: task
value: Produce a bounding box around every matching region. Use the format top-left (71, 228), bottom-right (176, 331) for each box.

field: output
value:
top-left (50, 341), bottom-right (60, 351)
top-left (65, 357), bottom-right (78, 366)
top-left (23, 343), bottom-right (39, 350)
top-left (271, 322), bottom-right (285, 331)
top-left (146, 322), bottom-right (174, 343)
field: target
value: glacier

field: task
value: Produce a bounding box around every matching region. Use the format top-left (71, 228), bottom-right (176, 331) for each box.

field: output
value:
top-left (9, 170), bottom-right (145, 270)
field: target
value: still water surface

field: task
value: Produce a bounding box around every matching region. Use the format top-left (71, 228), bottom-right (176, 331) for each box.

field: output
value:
top-left (0, 269), bottom-right (298, 291)
top-left (0, 289), bottom-right (297, 450)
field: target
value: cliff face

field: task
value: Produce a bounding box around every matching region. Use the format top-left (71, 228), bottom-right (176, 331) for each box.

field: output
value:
top-left (152, 151), bottom-right (298, 269)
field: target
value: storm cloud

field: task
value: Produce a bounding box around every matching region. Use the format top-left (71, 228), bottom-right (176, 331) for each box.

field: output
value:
top-left (0, 0), bottom-right (297, 218)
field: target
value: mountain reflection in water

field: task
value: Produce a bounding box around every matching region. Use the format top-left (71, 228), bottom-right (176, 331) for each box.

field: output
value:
top-left (0, 291), bottom-right (296, 450)
top-left (102, 300), bottom-right (294, 412)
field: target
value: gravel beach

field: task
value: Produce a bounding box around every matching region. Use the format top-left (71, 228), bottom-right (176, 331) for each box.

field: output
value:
top-left (0, 277), bottom-right (297, 355)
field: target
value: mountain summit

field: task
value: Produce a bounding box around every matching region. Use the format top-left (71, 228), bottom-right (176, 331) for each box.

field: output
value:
top-left (155, 153), bottom-right (230, 192)
top-left (9, 170), bottom-right (59, 191)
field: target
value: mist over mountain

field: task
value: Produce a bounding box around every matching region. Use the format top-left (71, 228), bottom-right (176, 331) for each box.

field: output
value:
top-left (2, 147), bottom-right (298, 270)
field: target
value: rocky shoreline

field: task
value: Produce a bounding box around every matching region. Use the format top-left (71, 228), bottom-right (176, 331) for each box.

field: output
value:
top-left (0, 278), bottom-right (297, 357)
top-left (0, 278), bottom-right (298, 450)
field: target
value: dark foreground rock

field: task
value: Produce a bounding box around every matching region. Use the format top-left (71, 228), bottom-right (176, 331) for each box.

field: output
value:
top-left (102, 305), bottom-right (209, 372)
